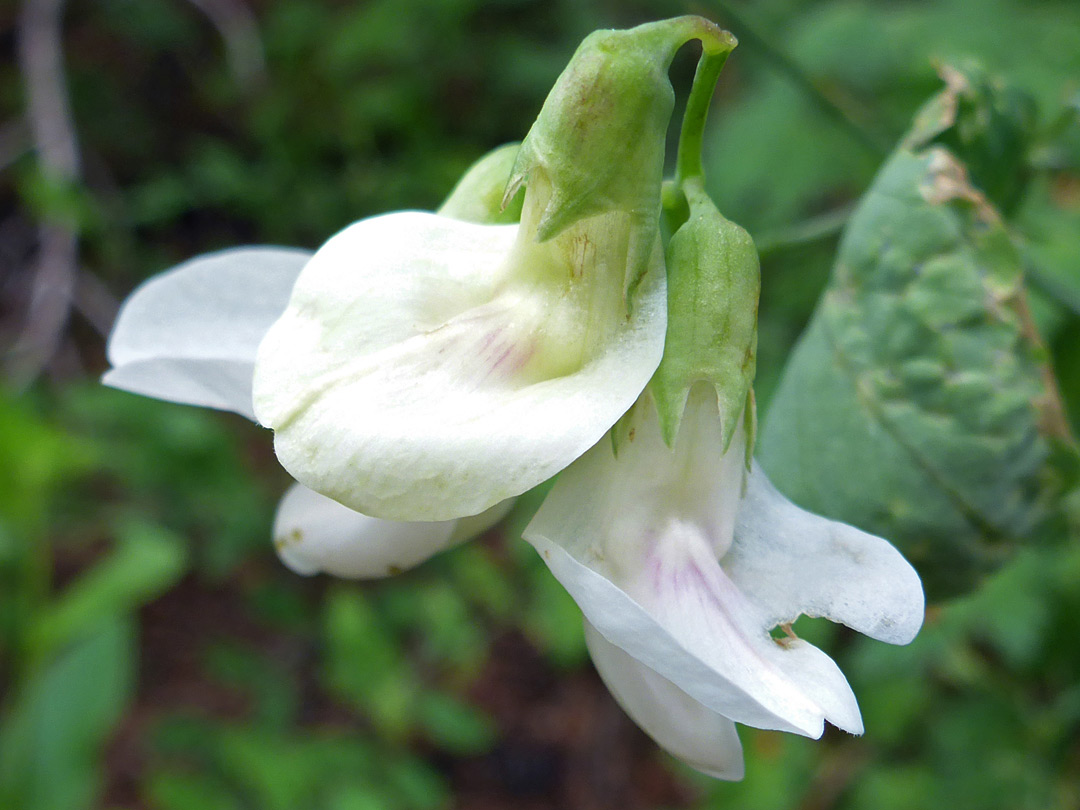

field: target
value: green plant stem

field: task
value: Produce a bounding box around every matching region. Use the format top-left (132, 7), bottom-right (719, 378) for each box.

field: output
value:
top-left (754, 205), bottom-right (852, 258)
top-left (675, 48), bottom-right (731, 184)
top-left (705, 0), bottom-right (890, 158)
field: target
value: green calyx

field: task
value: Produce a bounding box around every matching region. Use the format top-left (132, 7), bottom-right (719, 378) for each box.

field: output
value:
top-left (636, 19), bottom-right (759, 457)
top-left (438, 142), bottom-right (523, 224)
top-left (651, 178), bottom-right (760, 454)
top-left (506, 16), bottom-right (736, 306)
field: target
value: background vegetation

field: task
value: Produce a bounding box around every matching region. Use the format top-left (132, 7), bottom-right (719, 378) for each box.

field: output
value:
top-left (2, 1), bottom-right (1079, 808)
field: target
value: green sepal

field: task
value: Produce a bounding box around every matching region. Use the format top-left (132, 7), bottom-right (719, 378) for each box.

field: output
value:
top-left (650, 180), bottom-right (760, 451)
top-left (505, 17), bottom-right (736, 305)
top-left (437, 142), bottom-right (523, 224)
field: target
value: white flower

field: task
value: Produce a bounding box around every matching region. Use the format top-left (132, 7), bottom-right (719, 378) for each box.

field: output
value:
top-left (104, 246), bottom-right (515, 577)
top-left (523, 384), bottom-right (924, 778)
top-left (103, 247), bottom-right (311, 419)
top-left (252, 176), bottom-right (666, 522)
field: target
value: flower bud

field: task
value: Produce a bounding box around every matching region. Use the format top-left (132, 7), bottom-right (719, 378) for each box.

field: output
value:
top-left (505, 17), bottom-right (736, 302)
top-left (651, 181), bottom-right (760, 450)
top-left (438, 142), bottom-right (523, 224)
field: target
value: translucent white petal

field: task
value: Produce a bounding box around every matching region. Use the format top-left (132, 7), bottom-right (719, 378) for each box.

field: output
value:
top-left (584, 621), bottom-right (745, 780)
top-left (449, 497), bottom-right (516, 544)
top-left (254, 208), bottom-right (666, 521)
top-left (105, 247), bottom-right (310, 418)
top-left (524, 389), bottom-right (860, 737)
top-left (528, 530), bottom-right (822, 736)
top-left (726, 465), bottom-right (925, 645)
top-left (272, 483), bottom-right (458, 578)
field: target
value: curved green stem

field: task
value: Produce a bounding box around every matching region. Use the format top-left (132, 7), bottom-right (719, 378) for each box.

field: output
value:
top-left (676, 48), bottom-right (731, 185)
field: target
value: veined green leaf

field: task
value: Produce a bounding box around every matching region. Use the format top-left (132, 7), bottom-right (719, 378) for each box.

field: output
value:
top-left (760, 71), bottom-right (1077, 600)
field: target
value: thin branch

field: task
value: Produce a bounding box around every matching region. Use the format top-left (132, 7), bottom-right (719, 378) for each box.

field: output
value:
top-left (754, 204), bottom-right (852, 258)
top-left (183, 0), bottom-right (266, 89)
top-left (705, 0), bottom-right (892, 158)
top-left (7, 0), bottom-right (81, 387)
top-left (19, 0), bottom-right (79, 178)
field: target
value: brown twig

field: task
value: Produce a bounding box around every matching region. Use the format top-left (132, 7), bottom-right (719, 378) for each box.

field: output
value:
top-left (183, 0), bottom-right (266, 89)
top-left (7, 0), bottom-right (81, 387)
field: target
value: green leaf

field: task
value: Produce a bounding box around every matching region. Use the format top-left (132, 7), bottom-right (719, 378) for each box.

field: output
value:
top-left (0, 618), bottom-right (134, 810)
top-left (0, 392), bottom-right (95, 534)
top-left (416, 691), bottom-right (496, 755)
top-left (760, 81), bottom-right (1077, 600)
top-left (905, 62), bottom-right (1037, 215)
top-left (321, 586), bottom-right (418, 739)
top-left (30, 520), bottom-right (187, 662)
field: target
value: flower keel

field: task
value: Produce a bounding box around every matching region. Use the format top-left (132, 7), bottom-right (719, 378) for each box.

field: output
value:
top-left (524, 385), bottom-right (923, 745)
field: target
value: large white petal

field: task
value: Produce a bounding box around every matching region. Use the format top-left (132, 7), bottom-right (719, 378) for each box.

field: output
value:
top-left (725, 466), bottom-right (925, 645)
top-left (104, 247), bottom-right (310, 418)
top-left (254, 209), bottom-right (666, 521)
top-left (524, 390), bottom-right (861, 737)
top-left (272, 483), bottom-right (458, 578)
top-left (584, 621), bottom-right (745, 780)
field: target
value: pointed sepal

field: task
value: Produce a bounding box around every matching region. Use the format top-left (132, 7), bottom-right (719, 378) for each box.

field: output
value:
top-left (651, 182), bottom-right (760, 450)
top-left (506, 17), bottom-right (736, 303)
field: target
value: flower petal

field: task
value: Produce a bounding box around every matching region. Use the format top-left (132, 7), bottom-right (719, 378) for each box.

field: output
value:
top-left (272, 484), bottom-right (514, 579)
top-left (272, 482), bottom-right (458, 578)
top-left (254, 210), bottom-right (666, 521)
top-left (725, 465), bottom-right (925, 645)
top-left (448, 497), bottom-right (516, 544)
top-left (524, 391), bottom-right (861, 737)
top-left (104, 247), bottom-right (310, 418)
top-left (584, 620), bottom-right (745, 780)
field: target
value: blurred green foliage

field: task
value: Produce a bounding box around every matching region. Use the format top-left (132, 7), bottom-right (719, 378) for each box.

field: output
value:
top-left (2, 0), bottom-right (1079, 808)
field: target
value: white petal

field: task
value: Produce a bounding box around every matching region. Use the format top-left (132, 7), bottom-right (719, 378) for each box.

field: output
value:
top-left (584, 621), bottom-right (745, 781)
top-left (449, 497), bottom-right (515, 544)
top-left (725, 465), bottom-right (925, 645)
top-left (524, 388), bottom-right (861, 737)
top-left (254, 208), bottom-right (666, 521)
top-left (272, 483), bottom-right (458, 578)
top-left (105, 247), bottom-right (310, 418)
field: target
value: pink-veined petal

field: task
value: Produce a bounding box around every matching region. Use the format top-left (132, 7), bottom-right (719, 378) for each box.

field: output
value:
top-left (524, 388), bottom-right (862, 737)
